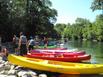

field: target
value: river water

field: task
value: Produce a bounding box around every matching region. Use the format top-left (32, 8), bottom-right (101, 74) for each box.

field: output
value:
top-left (50, 40), bottom-right (103, 77)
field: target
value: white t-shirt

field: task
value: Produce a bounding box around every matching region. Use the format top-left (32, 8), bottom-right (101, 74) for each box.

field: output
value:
top-left (29, 39), bottom-right (35, 46)
top-left (20, 35), bottom-right (27, 44)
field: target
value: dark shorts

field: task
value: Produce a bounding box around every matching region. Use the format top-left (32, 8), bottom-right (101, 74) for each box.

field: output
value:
top-left (20, 44), bottom-right (27, 56)
top-left (14, 44), bottom-right (18, 48)
top-left (13, 42), bottom-right (18, 49)
top-left (28, 45), bottom-right (34, 51)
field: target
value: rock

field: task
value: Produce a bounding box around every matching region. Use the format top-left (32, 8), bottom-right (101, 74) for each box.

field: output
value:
top-left (6, 75), bottom-right (17, 77)
top-left (0, 74), bottom-right (8, 77)
top-left (27, 70), bottom-right (37, 76)
top-left (39, 74), bottom-right (47, 77)
top-left (17, 70), bottom-right (28, 77)
top-left (8, 69), bottom-right (16, 75)
top-left (14, 66), bottom-right (22, 70)
top-left (17, 70), bottom-right (38, 77)
top-left (0, 70), bottom-right (5, 74)
top-left (0, 70), bottom-right (9, 74)
top-left (0, 64), bottom-right (6, 72)
top-left (4, 65), bottom-right (11, 70)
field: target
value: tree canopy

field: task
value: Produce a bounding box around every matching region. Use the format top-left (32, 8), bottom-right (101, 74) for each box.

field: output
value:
top-left (91, 0), bottom-right (103, 13)
top-left (54, 15), bottom-right (103, 41)
top-left (0, 0), bottom-right (58, 42)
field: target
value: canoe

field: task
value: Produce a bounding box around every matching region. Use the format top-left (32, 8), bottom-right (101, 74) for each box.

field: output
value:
top-left (34, 45), bottom-right (57, 49)
top-left (35, 47), bottom-right (68, 50)
top-left (30, 51), bottom-right (86, 56)
top-left (32, 48), bottom-right (78, 52)
top-left (26, 53), bottom-right (91, 62)
top-left (8, 54), bottom-right (103, 74)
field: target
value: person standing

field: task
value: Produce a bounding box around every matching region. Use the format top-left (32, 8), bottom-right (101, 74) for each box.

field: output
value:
top-left (12, 34), bottom-right (19, 53)
top-left (35, 35), bottom-right (39, 48)
top-left (27, 36), bottom-right (35, 52)
top-left (43, 36), bottom-right (48, 48)
top-left (18, 32), bottom-right (27, 56)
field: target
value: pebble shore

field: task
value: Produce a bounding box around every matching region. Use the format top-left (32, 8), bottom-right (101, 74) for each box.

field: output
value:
top-left (0, 57), bottom-right (49, 77)
top-left (0, 42), bottom-right (50, 77)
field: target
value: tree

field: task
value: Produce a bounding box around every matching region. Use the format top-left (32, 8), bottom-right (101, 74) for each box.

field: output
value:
top-left (94, 14), bottom-right (103, 41)
top-left (54, 23), bottom-right (67, 36)
top-left (0, 0), bottom-right (58, 42)
top-left (91, 0), bottom-right (103, 13)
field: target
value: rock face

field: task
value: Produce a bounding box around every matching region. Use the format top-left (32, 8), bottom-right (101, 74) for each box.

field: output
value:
top-left (0, 59), bottom-right (48, 77)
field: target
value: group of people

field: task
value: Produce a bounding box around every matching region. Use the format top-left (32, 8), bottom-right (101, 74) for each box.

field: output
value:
top-left (13, 32), bottom-right (32, 56)
top-left (13, 32), bottom-right (48, 56)
top-left (0, 32), bottom-right (49, 61)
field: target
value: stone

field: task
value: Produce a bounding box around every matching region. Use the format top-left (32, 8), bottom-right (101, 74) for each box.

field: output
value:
top-left (39, 74), bottom-right (47, 77)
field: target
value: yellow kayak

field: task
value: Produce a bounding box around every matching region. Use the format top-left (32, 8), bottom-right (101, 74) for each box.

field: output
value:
top-left (8, 54), bottom-right (103, 74)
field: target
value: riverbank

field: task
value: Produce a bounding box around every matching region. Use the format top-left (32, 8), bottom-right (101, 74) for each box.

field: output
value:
top-left (0, 42), bottom-right (50, 77)
top-left (0, 58), bottom-right (50, 77)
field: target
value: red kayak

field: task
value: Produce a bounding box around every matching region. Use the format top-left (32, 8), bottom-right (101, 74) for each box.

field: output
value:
top-left (30, 50), bottom-right (86, 56)
top-left (31, 48), bottom-right (78, 53)
top-left (35, 47), bottom-right (67, 50)
top-left (26, 53), bottom-right (91, 62)
top-left (30, 49), bottom-right (86, 56)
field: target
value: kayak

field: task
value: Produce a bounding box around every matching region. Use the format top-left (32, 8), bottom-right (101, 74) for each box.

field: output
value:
top-left (34, 45), bottom-right (57, 49)
top-left (32, 48), bottom-right (78, 52)
top-left (30, 50), bottom-right (86, 56)
top-left (8, 54), bottom-right (103, 74)
top-left (26, 53), bottom-right (91, 62)
top-left (35, 47), bottom-right (68, 50)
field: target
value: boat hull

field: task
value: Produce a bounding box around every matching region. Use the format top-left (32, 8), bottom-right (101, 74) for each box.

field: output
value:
top-left (34, 45), bottom-right (57, 49)
top-left (26, 53), bottom-right (91, 62)
top-left (30, 50), bottom-right (86, 56)
top-left (8, 54), bottom-right (103, 74)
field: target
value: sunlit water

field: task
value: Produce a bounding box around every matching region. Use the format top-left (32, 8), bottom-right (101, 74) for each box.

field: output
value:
top-left (65, 40), bottom-right (103, 64)
top-left (48, 40), bottom-right (103, 77)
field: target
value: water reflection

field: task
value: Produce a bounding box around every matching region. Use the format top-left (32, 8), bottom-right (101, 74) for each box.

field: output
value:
top-left (66, 40), bottom-right (103, 64)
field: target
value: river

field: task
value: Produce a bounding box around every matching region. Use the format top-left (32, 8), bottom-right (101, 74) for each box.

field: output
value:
top-left (50, 40), bottom-right (103, 77)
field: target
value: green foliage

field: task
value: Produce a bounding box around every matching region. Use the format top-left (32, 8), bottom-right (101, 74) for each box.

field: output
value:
top-left (54, 16), bottom-right (103, 41)
top-left (91, 0), bottom-right (103, 12)
top-left (0, 0), bottom-right (58, 42)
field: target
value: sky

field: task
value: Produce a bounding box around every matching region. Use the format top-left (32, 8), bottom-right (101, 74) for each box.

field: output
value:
top-left (50, 0), bottom-right (101, 24)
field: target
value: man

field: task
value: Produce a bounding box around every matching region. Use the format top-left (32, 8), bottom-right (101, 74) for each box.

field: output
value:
top-left (27, 36), bottom-right (35, 52)
top-left (18, 32), bottom-right (27, 56)
top-left (12, 34), bottom-right (19, 53)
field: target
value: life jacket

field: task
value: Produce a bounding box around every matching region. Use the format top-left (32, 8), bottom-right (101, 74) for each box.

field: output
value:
top-left (20, 35), bottom-right (27, 44)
